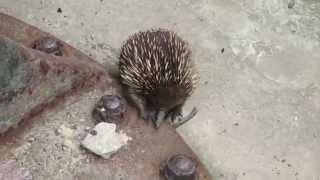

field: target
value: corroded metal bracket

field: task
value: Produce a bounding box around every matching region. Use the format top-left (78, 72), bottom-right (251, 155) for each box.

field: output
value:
top-left (0, 13), bottom-right (212, 180)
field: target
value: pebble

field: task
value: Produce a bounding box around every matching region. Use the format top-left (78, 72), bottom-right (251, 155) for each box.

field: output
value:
top-left (288, 0), bottom-right (295, 9)
top-left (56, 125), bottom-right (74, 138)
top-left (63, 139), bottom-right (78, 152)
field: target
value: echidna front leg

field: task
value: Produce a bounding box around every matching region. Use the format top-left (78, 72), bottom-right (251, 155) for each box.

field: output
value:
top-left (127, 89), bottom-right (149, 123)
top-left (127, 90), bottom-right (165, 128)
top-left (168, 106), bottom-right (198, 128)
top-left (152, 111), bottom-right (166, 129)
top-left (142, 109), bottom-right (166, 129)
top-left (143, 109), bottom-right (156, 123)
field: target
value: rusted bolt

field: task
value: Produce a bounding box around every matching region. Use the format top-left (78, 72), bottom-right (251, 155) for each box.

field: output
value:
top-left (92, 95), bottom-right (126, 124)
top-left (161, 154), bottom-right (198, 180)
top-left (32, 36), bottom-right (64, 56)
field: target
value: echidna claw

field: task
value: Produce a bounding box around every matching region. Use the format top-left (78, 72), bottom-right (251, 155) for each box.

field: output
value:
top-left (171, 107), bottom-right (198, 128)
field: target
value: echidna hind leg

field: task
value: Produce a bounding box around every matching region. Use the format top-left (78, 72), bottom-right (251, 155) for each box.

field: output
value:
top-left (170, 107), bottom-right (198, 128)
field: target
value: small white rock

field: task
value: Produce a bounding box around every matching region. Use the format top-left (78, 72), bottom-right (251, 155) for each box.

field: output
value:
top-left (81, 122), bottom-right (131, 159)
top-left (57, 125), bottom-right (74, 138)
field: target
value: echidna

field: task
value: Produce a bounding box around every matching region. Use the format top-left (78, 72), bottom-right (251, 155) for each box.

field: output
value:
top-left (119, 29), bottom-right (198, 129)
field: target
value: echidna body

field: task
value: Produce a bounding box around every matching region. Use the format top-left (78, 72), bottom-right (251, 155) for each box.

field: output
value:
top-left (119, 29), bottom-right (198, 128)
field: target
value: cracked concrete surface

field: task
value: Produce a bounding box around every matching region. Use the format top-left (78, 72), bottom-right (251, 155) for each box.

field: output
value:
top-left (1, 0), bottom-right (320, 179)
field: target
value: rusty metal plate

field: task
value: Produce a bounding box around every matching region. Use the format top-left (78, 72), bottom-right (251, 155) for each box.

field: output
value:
top-left (0, 13), bottom-right (212, 180)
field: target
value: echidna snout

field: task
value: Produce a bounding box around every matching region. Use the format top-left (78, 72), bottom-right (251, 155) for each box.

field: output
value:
top-left (119, 29), bottom-right (198, 129)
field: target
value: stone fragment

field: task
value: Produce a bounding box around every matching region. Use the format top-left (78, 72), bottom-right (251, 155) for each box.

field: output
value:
top-left (81, 122), bottom-right (131, 159)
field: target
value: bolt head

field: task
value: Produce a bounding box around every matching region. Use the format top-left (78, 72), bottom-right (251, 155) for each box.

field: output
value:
top-left (92, 95), bottom-right (126, 123)
top-left (32, 36), bottom-right (63, 56)
top-left (161, 154), bottom-right (198, 180)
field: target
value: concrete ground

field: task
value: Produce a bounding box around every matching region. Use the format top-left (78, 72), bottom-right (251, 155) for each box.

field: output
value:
top-left (1, 0), bottom-right (320, 179)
